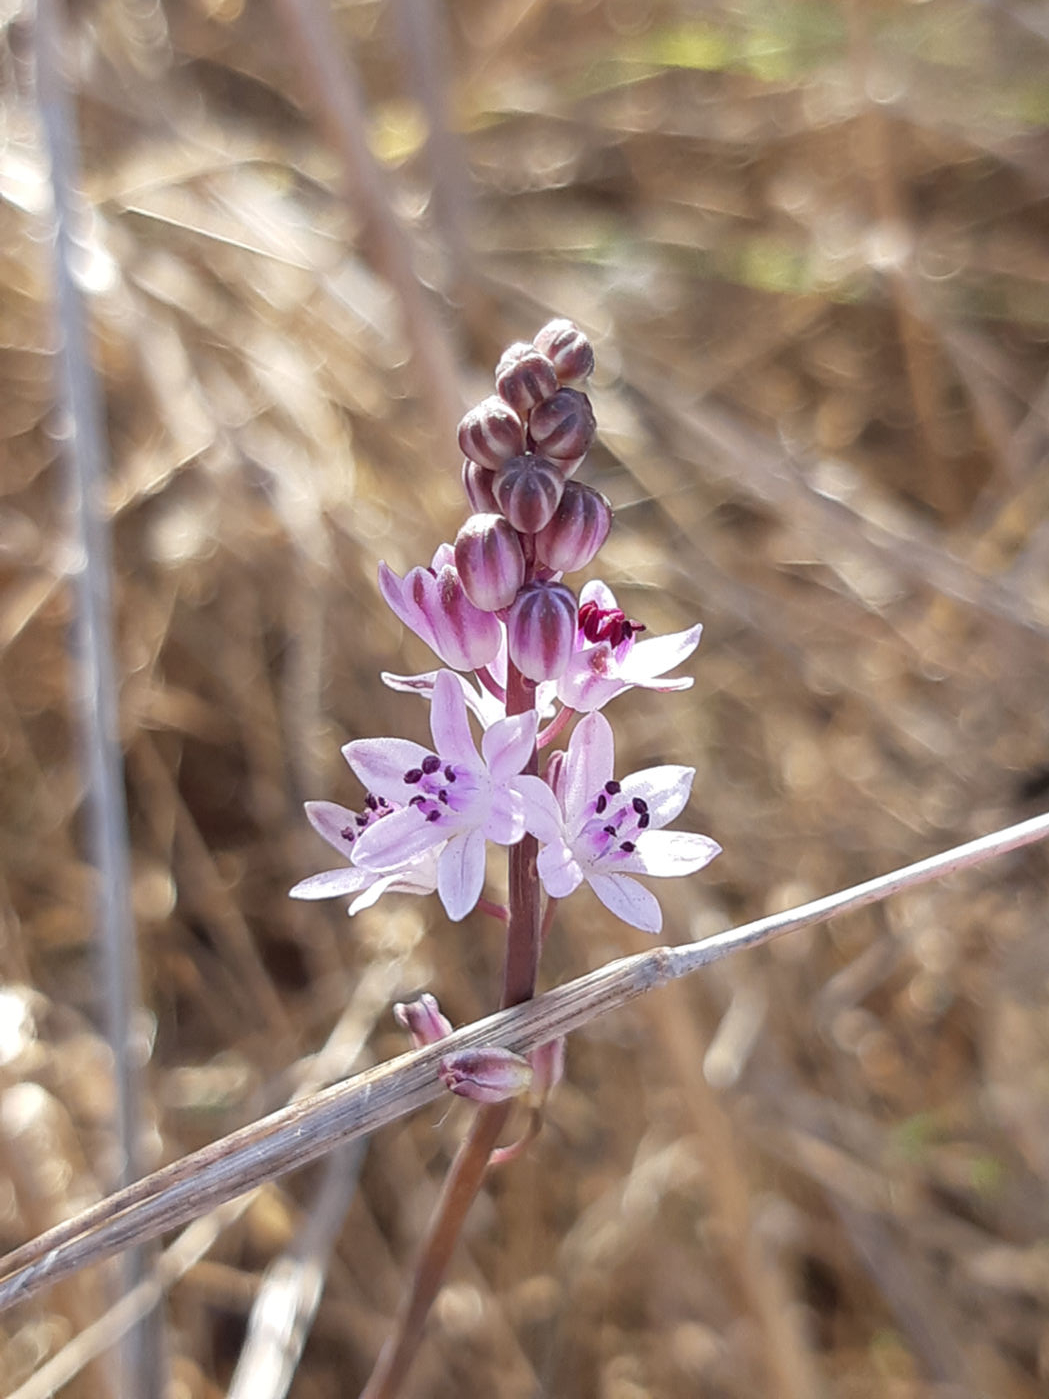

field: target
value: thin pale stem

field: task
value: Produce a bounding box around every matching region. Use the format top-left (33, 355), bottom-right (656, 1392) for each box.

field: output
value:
top-left (475, 664), bottom-right (506, 703)
top-left (361, 659), bottom-right (541, 1398)
top-left (3, 812), bottom-right (1047, 1316)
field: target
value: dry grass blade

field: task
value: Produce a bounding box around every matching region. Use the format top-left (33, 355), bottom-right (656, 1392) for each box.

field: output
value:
top-left (1, 811), bottom-right (1046, 1320)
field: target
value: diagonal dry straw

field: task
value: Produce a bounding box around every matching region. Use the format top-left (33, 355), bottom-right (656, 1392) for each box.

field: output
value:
top-left (1, 810), bottom-right (1047, 1314)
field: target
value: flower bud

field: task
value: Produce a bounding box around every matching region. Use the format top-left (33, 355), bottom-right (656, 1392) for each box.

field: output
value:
top-left (454, 513), bottom-right (525, 611)
top-left (507, 581), bottom-right (577, 681)
top-left (394, 993), bottom-right (452, 1048)
top-left (495, 342), bottom-right (559, 416)
top-left (462, 457), bottom-right (499, 513)
top-left (528, 388), bottom-right (596, 463)
top-left (534, 481), bottom-right (612, 572)
top-left (492, 454), bottom-right (564, 535)
top-left (457, 395), bottom-right (525, 471)
top-left (439, 1046), bottom-right (533, 1104)
top-left (533, 318), bottom-right (595, 382)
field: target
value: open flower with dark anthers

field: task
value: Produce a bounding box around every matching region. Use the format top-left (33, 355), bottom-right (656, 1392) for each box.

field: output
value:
top-left (378, 544), bottom-right (501, 672)
top-left (345, 670), bottom-right (543, 921)
top-left (519, 712), bottom-right (720, 933)
top-left (556, 579), bottom-right (703, 713)
top-left (289, 799), bottom-right (441, 915)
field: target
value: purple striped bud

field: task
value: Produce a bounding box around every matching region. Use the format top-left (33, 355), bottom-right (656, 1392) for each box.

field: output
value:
top-left (394, 993), bottom-right (452, 1048)
top-left (528, 388), bottom-right (596, 463)
top-left (507, 581), bottom-right (577, 681)
top-left (439, 1046), bottom-right (533, 1104)
top-left (454, 513), bottom-right (525, 611)
top-left (457, 395), bottom-right (525, 471)
top-left (462, 457), bottom-right (499, 513)
top-left (534, 481), bottom-right (612, 572)
top-left (533, 318), bottom-right (595, 382)
top-left (495, 342), bottom-right (559, 416)
top-left (493, 454), bottom-right (564, 535)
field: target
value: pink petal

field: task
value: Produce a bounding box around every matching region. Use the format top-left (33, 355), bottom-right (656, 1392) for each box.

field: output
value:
top-left (514, 775), bottom-right (565, 845)
top-left (587, 873), bottom-right (663, 933)
top-left (537, 841), bottom-right (584, 899)
top-left (483, 710), bottom-right (537, 780)
top-left (343, 737), bottom-right (429, 800)
top-left (579, 578), bottom-right (617, 611)
top-left (437, 827), bottom-right (487, 921)
top-left (352, 807), bottom-right (442, 870)
top-left (561, 711), bottom-right (614, 825)
top-left (620, 625), bottom-right (702, 683)
top-left (618, 766), bottom-right (695, 828)
top-left (290, 867), bottom-right (373, 900)
top-left (486, 782), bottom-right (526, 845)
top-left (429, 670), bottom-right (477, 764)
top-left (620, 830), bottom-right (721, 878)
top-left (304, 800), bottom-right (359, 857)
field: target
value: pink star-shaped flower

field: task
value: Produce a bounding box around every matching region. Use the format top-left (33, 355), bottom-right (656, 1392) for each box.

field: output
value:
top-left (555, 580), bottom-right (702, 713)
top-left (345, 670), bottom-right (541, 921)
top-left (519, 710), bottom-right (720, 932)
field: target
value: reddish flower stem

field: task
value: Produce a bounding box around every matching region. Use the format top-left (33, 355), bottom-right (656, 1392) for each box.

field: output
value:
top-left (536, 702), bottom-right (575, 750)
top-left (359, 659), bottom-right (541, 1399)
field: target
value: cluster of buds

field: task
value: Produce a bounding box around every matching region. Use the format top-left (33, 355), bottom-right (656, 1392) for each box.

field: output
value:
top-left (454, 320), bottom-right (612, 682)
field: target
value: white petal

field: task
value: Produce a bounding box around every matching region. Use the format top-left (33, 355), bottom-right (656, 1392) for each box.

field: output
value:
top-left (579, 578), bottom-right (617, 610)
top-left (621, 830), bottom-right (721, 877)
top-left (343, 737), bottom-right (429, 800)
top-left (352, 807), bottom-right (443, 870)
top-left (620, 625), bottom-right (702, 683)
top-left (560, 711), bottom-right (614, 825)
top-left (486, 781), bottom-right (526, 845)
top-left (429, 670), bottom-right (477, 764)
top-left (346, 873), bottom-right (400, 914)
top-left (304, 801), bottom-right (360, 857)
top-left (290, 867), bottom-right (373, 900)
top-left (587, 873), bottom-right (663, 933)
top-left (537, 842), bottom-right (584, 899)
top-left (514, 775), bottom-right (565, 844)
top-left (438, 828), bottom-right (487, 921)
top-left (483, 710), bottom-right (537, 780)
top-left (618, 766), bottom-right (695, 828)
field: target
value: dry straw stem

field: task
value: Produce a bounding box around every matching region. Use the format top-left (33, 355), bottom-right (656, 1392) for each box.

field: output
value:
top-left (1, 811), bottom-right (1047, 1316)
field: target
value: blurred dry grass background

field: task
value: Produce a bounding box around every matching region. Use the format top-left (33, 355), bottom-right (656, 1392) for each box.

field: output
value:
top-left (2, 0), bottom-right (1049, 1395)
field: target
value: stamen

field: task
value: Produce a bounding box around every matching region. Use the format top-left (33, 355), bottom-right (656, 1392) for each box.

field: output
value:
top-left (620, 840), bottom-right (636, 853)
top-left (638, 813), bottom-right (650, 828)
top-left (340, 826), bottom-right (355, 843)
top-left (444, 765), bottom-right (456, 782)
top-left (422, 754), bottom-right (441, 775)
top-left (438, 789), bottom-right (449, 804)
top-left (426, 809), bottom-right (441, 823)
top-left (605, 780), bottom-right (621, 795)
top-left (632, 797), bottom-right (648, 815)
top-left (409, 794), bottom-right (425, 807)
top-left (595, 793), bottom-right (607, 814)
top-left (603, 824), bottom-right (617, 836)
top-left (404, 767), bottom-right (423, 784)
top-left (355, 814), bottom-right (369, 827)
top-left (365, 793), bottom-right (379, 811)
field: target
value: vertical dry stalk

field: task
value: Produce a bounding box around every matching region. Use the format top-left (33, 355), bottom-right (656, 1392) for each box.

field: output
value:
top-left (33, 0), bottom-right (157, 1392)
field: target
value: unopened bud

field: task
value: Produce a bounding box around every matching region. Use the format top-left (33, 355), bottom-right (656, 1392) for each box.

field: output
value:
top-left (507, 581), bottom-right (577, 681)
top-left (495, 342), bottom-right (559, 416)
top-left (528, 388), bottom-right (596, 463)
top-left (394, 993), bottom-right (452, 1048)
top-left (454, 513), bottom-right (525, 611)
top-left (457, 395), bottom-right (525, 471)
top-left (439, 1046), bottom-right (533, 1104)
top-left (528, 1038), bottom-right (566, 1098)
top-left (493, 454), bottom-right (564, 534)
top-left (534, 481), bottom-right (612, 572)
top-left (462, 457), bottom-right (499, 513)
top-left (533, 318), bottom-right (595, 382)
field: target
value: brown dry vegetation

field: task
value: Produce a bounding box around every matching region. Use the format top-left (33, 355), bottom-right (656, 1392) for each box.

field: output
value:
top-left (2, 0), bottom-right (1049, 1395)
